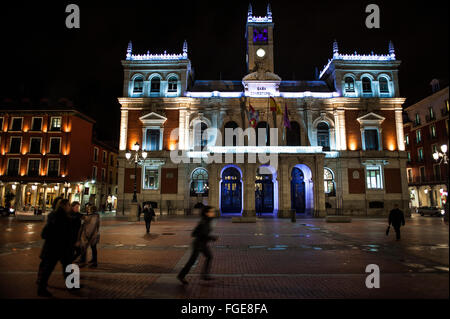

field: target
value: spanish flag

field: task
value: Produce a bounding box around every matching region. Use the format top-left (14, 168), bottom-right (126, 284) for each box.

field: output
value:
top-left (269, 96), bottom-right (283, 115)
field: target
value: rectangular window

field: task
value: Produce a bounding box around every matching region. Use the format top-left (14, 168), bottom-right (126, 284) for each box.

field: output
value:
top-left (430, 125), bottom-right (437, 138)
top-left (49, 138), bottom-right (61, 154)
top-left (50, 117), bottom-right (62, 131)
top-left (407, 152), bottom-right (411, 162)
top-left (9, 137), bottom-right (21, 153)
top-left (93, 147), bottom-right (99, 162)
top-left (432, 144), bottom-right (438, 155)
top-left (31, 117), bottom-right (42, 131)
top-left (364, 129), bottom-right (379, 150)
top-left (416, 129), bottom-right (422, 143)
top-left (366, 166), bottom-right (383, 189)
top-left (28, 159), bottom-right (40, 177)
top-left (145, 129), bottom-right (161, 150)
top-left (405, 134), bottom-right (409, 146)
top-left (418, 148), bottom-right (424, 161)
top-left (7, 159), bottom-right (20, 177)
top-left (0, 117), bottom-right (3, 131)
top-left (101, 168), bottom-right (106, 181)
top-left (92, 166), bottom-right (97, 180)
top-left (407, 168), bottom-right (413, 183)
top-left (415, 113), bottom-right (421, 125)
top-left (429, 107), bottom-right (435, 120)
top-left (102, 151), bottom-right (107, 164)
top-left (10, 118), bottom-right (23, 131)
top-left (47, 159), bottom-right (60, 177)
top-left (109, 171), bottom-right (113, 183)
top-left (419, 166), bottom-right (425, 182)
top-left (433, 164), bottom-right (441, 181)
top-left (143, 167), bottom-right (159, 189)
top-left (110, 154), bottom-right (114, 166)
top-left (29, 137), bottom-right (42, 154)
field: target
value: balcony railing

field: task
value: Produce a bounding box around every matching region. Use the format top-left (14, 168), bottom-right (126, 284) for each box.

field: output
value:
top-left (408, 175), bottom-right (447, 185)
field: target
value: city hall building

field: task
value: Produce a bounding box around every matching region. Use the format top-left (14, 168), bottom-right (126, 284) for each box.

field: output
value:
top-left (117, 5), bottom-right (409, 217)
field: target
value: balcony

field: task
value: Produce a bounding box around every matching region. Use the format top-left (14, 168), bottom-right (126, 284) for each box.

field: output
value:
top-left (413, 121), bottom-right (421, 127)
top-left (408, 175), bottom-right (447, 186)
top-left (425, 115), bottom-right (436, 122)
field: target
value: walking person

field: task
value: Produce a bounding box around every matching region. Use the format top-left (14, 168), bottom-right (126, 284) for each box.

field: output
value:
top-left (36, 198), bottom-right (73, 297)
top-left (143, 203), bottom-right (155, 234)
top-left (78, 205), bottom-right (100, 267)
top-left (69, 201), bottom-right (83, 262)
top-left (388, 204), bottom-right (405, 241)
top-left (177, 206), bottom-right (218, 285)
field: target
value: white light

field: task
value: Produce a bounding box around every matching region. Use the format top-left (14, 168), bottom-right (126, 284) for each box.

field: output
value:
top-left (441, 210), bottom-right (445, 215)
top-left (31, 185), bottom-right (37, 191)
top-left (424, 189), bottom-right (428, 194)
top-left (91, 180), bottom-right (96, 184)
top-left (132, 142), bottom-right (140, 151)
top-left (256, 48), bottom-right (266, 57)
top-left (441, 144), bottom-right (448, 153)
top-left (125, 151), bottom-right (131, 160)
top-left (433, 152), bottom-right (439, 160)
top-left (142, 151), bottom-right (148, 159)
top-left (11, 184), bottom-right (17, 190)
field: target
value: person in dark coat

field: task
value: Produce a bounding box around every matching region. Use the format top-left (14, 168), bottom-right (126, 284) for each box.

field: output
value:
top-left (69, 201), bottom-right (83, 262)
top-left (388, 204), bottom-right (406, 241)
top-left (143, 203), bottom-right (156, 234)
top-left (177, 206), bottom-right (218, 284)
top-left (36, 198), bottom-right (73, 297)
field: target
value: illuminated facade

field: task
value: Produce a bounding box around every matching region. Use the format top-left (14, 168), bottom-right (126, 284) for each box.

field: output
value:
top-left (0, 105), bottom-right (118, 212)
top-left (404, 85), bottom-right (449, 209)
top-left (117, 4), bottom-right (409, 217)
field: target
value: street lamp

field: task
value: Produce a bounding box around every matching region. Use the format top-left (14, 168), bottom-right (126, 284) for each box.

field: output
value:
top-left (433, 144), bottom-right (448, 212)
top-left (125, 142), bottom-right (147, 202)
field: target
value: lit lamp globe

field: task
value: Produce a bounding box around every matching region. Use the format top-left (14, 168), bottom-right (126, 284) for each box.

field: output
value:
top-left (441, 144), bottom-right (448, 153)
top-left (142, 151), bottom-right (148, 159)
top-left (132, 142), bottom-right (140, 151)
top-left (125, 151), bottom-right (131, 160)
top-left (433, 152), bottom-right (439, 160)
top-left (256, 48), bottom-right (266, 58)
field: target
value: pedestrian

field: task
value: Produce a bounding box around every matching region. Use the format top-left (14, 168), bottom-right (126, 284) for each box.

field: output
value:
top-left (388, 204), bottom-right (405, 241)
top-left (36, 198), bottom-right (73, 297)
top-left (177, 206), bottom-right (218, 285)
top-left (69, 201), bottom-right (83, 262)
top-left (143, 203), bottom-right (156, 234)
top-left (78, 205), bottom-right (100, 267)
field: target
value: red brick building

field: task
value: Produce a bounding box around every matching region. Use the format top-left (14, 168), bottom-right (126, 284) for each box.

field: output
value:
top-left (0, 103), bottom-right (118, 212)
top-left (404, 85), bottom-right (449, 209)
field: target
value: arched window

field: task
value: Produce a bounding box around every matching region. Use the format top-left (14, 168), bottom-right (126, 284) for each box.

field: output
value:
top-left (190, 168), bottom-right (209, 196)
top-left (150, 77), bottom-right (161, 93)
top-left (193, 122), bottom-right (208, 150)
top-left (133, 77), bottom-right (143, 93)
top-left (224, 121), bottom-right (239, 146)
top-left (256, 121), bottom-right (270, 146)
top-left (362, 77), bottom-right (372, 93)
top-left (317, 122), bottom-right (330, 150)
top-left (287, 121), bottom-right (301, 146)
top-left (379, 77), bottom-right (389, 93)
top-left (168, 76), bottom-right (178, 92)
top-left (344, 77), bottom-right (355, 92)
top-left (324, 168), bottom-right (335, 196)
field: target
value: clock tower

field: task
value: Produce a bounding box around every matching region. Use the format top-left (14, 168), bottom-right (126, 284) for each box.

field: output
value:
top-left (246, 3), bottom-right (275, 74)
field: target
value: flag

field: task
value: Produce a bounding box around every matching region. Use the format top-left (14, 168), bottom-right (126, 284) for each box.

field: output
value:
top-left (269, 96), bottom-right (283, 115)
top-left (248, 103), bottom-right (259, 128)
top-left (283, 103), bottom-right (291, 129)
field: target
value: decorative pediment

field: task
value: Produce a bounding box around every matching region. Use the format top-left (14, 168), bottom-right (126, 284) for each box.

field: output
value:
top-left (357, 112), bottom-right (385, 125)
top-left (139, 112), bottom-right (167, 126)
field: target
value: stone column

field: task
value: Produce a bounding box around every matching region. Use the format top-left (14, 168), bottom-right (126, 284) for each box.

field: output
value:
top-left (395, 108), bottom-right (405, 151)
top-left (333, 110), bottom-right (341, 150)
top-left (243, 162), bottom-right (256, 216)
top-left (338, 109), bottom-right (347, 150)
top-left (179, 109), bottom-right (187, 149)
top-left (0, 184), bottom-right (5, 206)
top-left (119, 109), bottom-right (129, 151)
top-left (42, 186), bottom-right (48, 214)
top-left (117, 155), bottom-right (126, 215)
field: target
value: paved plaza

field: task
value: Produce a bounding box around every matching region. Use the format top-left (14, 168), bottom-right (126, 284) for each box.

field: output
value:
top-left (0, 214), bottom-right (448, 299)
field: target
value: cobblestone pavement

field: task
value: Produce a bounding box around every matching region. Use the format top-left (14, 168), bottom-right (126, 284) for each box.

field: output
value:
top-left (0, 214), bottom-right (448, 299)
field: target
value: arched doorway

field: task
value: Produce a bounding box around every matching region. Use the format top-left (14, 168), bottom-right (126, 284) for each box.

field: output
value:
top-left (291, 167), bottom-right (306, 213)
top-left (255, 167), bottom-right (274, 214)
top-left (220, 166), bottom-right (242, 214)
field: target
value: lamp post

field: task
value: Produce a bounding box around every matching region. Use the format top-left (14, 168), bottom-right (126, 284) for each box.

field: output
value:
top-left (125, 142), bottom-right (148, 203)
top-left (433, 144), bottom-right (448, 217)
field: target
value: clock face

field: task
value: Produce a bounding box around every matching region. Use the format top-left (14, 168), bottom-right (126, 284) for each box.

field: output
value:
top-left (256, 48), bottom-right (266, 58)
top-left (253, 27), bottom-right (268, 43)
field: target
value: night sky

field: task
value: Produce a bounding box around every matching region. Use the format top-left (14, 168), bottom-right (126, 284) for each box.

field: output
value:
top-left (0, 0), bottom-right (448, 144)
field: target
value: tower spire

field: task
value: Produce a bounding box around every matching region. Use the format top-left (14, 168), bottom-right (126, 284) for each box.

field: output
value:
top-left (183, 40), bottom-right (188, 58)
top-left (389, 40), bottom-right (395, 58)
top-left (267, 3), bottom-right (272, 19)
top-left (332, 39), bottom-right (339, 58)
top-left (248, 3), bottom-right (253, 18)
top-left (126, 40), bottom-right (132, 60)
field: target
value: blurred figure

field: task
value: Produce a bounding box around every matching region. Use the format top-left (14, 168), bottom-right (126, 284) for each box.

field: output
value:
top-left (69, 201), bottom-right (83, 262)
top-left (177, 206), bottom-right (218, 285)
top-left (388, 204), bottom-right (405, 241)
top-left (143, 203), bottom-right (155, 234)
top-left (78, 205), bottom-right (100, 267)
top-left (37, 198), bottom-right (73, 297)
